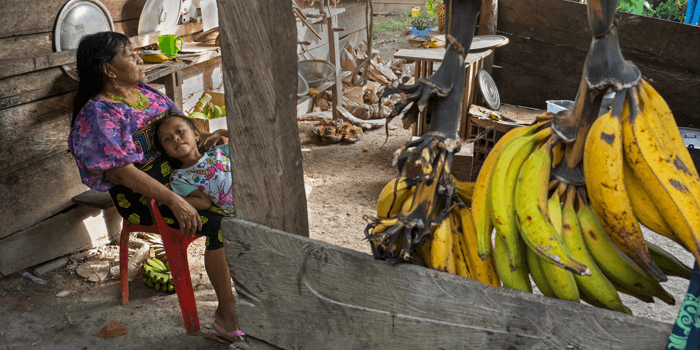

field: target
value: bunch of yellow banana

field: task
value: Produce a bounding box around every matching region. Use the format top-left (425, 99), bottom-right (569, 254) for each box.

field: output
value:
top-left (462, 80), bottom-right (699, 314)
top-left (368, 174), bottom-right (500, 287)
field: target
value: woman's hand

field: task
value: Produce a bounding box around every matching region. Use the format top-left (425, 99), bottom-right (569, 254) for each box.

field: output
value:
top-left (167, 195), bottom-right (203, 235)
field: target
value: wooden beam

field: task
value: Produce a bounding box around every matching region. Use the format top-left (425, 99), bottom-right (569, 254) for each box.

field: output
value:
top-left (477, 0), bottom-right (498, 74)
top-left (223, 218), bottom-right (673, 350)
top-left (326, 7), bottom-right (343, 116)
top-left (217, 0), bottom-right (309, 237)
top-left (164, 71), bottom-right (184, 111)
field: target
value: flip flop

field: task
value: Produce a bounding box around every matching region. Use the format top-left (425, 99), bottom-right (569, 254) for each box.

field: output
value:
top-left (213, 320), bottom-right (245, 342)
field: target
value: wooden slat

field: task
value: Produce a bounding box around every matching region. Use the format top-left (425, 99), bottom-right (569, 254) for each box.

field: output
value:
top-left (0, 206), bottom-right (121, 275)
top-left (223, 218), bottom-right (673, 350)
top-left (0, 0), bottom-right (145, 39)
top-left (0, 92), bottom-right (75, 173)
top-left (494, 0), bottom-right (700, 127)
top-left (0, 67), bottom-right (77, 110)
top-left (71, 190), bottom-right (114, 209)
top-left (0, 33), bottom-right (53, 63)
top-left (0, 152), bottom-right (89, 239)
top-left (477, 0), bottom-right (499, 73)
top-left (219, 0), bottom-right (309, 237)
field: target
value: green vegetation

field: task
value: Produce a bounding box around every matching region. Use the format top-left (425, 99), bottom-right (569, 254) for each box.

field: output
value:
top-left (425, 0), bottom-right (442, 16)
top-left (581, 0), bottom-right (688, 22)
top-left (373, 12), bottom-right (413, 38)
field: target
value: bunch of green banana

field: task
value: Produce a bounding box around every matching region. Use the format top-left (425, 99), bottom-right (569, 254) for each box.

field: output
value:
top-left (142, 258), bottom-right (175, 293)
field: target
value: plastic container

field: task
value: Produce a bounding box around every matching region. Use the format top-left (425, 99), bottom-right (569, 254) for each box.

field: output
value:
top-left (412, 26), bottom-right (432, 36)
top-left (127, 243), bottom-right (150, 281)
top-left (546, 100), bottom-right (575, 114)
top-left (412, 6), bottom-right (421, 18)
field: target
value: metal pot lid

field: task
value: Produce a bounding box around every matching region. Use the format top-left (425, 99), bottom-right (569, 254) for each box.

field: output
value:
top-left (477, 69), bottom-right (501, 111)
top-left (54, 0), bottom-right (114, 52)
top-left (138, 0), bottom-right (182, 35)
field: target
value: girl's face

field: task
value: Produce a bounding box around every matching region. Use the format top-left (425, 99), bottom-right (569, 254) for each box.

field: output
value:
top-left (105, 45), bottom-right (145, 87)
top-left (157, 117), bottom-right (200, 161)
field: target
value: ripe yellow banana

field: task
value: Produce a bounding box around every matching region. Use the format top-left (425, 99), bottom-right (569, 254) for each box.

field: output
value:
top-left (639, 79), bottom-right (699, 176)
top-left (494, 234), bottom-right (532, 292)
top-left (623, 162), bottom-right (683, 246)
top-left (430, 215), bottom-right (455, 273)
top-left (376, 177), bottom-right (416, 217)
top-left (514, 145), bottom-right (589, 275)
top-left (584, 91), bottom-right (666, 282)
top-left (458, 207), bottom-right (500, 287)
top-left (646, 241), bottom-right (693, 280)
top-left (140, 53), bottom-right (172, 63)
top-left (473, 123), bottom-right (540, 259)
top-left (452, 178), bottom-right (476, 206)
top-left (577, 197), bottom-right (675, 305)
top-left (537, 188), bottom-right (579, 302)
top-left (562, 188), bottom-right (626, 312)
top-left (450, 209), bottom-right (471, 279)
top-left (489, 127), bottom-right (552, 272)
top-left (622, 87), bottom-right (700, 273)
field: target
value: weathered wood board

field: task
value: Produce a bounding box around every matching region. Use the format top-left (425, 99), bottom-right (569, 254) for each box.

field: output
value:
top-left (0, 152), bottom-right (88, 239)
top-left (0, 206), bottom-right (121, 275)
top-left (224, 218), bottom-right (673, 350)
top-left (494, 0), bottom-right (700, 127)
top-left (218, 0), bottom-right (309, 237)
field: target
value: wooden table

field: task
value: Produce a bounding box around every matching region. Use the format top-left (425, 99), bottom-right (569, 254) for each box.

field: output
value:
top-left (393, 35), bottom-right (509, 138)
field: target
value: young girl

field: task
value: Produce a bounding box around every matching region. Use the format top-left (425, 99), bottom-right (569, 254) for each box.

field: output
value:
top-left (154, 112), bottom-right (234, 217)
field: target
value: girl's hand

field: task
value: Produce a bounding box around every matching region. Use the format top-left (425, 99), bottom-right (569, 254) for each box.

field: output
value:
top-left (167, 195), bottom-right (202, 235)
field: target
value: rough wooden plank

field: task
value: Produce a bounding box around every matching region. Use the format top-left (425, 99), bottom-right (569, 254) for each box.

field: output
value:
top-left (494, 0), bottom-right (700, 127)
top-left (218, 0), bottom-right (309, 237)
top-left (223, 218), bottom-right (673, 350)
top-left (326, 9), bottom-right (343, 113)
top-left (0, 92), bottom-right (75, 173)
top-left (0, 206), bottom-right (121, 276)
top-left (0, 50), bottom-right (76, 79)
top-left (0, 67), bottom-right (78, 110)
top-left (0, 152), bottom-right (89, 239)
top-left (477, 0), bottom-right (498, 73)
top-left (164, 71), bottom-right (184, 111)
top-left (0, 0), bottom-right (144, 38)
top-left (0, 33), bottom-right (52, 63)
top-left (71, 190), bottom-right (114, 210)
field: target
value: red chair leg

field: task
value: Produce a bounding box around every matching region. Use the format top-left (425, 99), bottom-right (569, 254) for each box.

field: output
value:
top-left (151, 202), bottom-right (202, 335)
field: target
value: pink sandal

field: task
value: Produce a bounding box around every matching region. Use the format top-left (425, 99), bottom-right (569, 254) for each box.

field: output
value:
top-left (213, 320), bottom-right (245, 342)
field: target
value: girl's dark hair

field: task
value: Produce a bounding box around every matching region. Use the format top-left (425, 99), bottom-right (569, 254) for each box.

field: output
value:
top-left (72, 31), bottom-right (132, 127)
top-left (153, 109), bottom-right (208, 156)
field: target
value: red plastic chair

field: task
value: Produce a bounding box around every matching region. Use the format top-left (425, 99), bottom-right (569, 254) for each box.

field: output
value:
top-left (119, 200), bottom-right (202, 335)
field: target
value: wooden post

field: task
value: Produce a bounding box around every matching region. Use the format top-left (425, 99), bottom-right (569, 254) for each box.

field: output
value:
top-left (216, 0), bottom-right (309, 237)
top-left (477, 0), bottom-right (498, 74)
top-left (325, 4), bottom-right (343, 119)
top-left (164, 71), bottom-right (184, 112)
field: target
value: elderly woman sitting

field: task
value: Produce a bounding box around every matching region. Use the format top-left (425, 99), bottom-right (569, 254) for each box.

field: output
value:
top-left (68, 31), bottom-right (243, 343)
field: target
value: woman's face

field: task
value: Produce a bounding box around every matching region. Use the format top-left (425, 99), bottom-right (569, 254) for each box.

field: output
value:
top-left (105, 45), bottom-right (145, 87)
top-left (158, 117), bottom-right (200, 160)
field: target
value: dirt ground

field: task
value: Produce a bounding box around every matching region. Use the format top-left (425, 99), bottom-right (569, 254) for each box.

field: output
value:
top-left (0, 14), bottom-right (695, 349)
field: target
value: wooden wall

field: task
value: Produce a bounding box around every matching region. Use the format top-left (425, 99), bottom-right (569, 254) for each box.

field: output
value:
top-left (0, 0), bottom-right (371, 275)
top-left (493, 0), bottom-right (700, 127)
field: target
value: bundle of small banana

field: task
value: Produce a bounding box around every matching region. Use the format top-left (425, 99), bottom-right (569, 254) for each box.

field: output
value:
top-left (142, 258), bottom-right (175, 293)
top-left (369, 176), bottom-right (500, 286)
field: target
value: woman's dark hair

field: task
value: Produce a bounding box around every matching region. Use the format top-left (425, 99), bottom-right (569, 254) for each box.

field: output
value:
top-left (153, 109), bottom-right (208, 156)
top-left (71, 31), bottom-right (132, 126)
